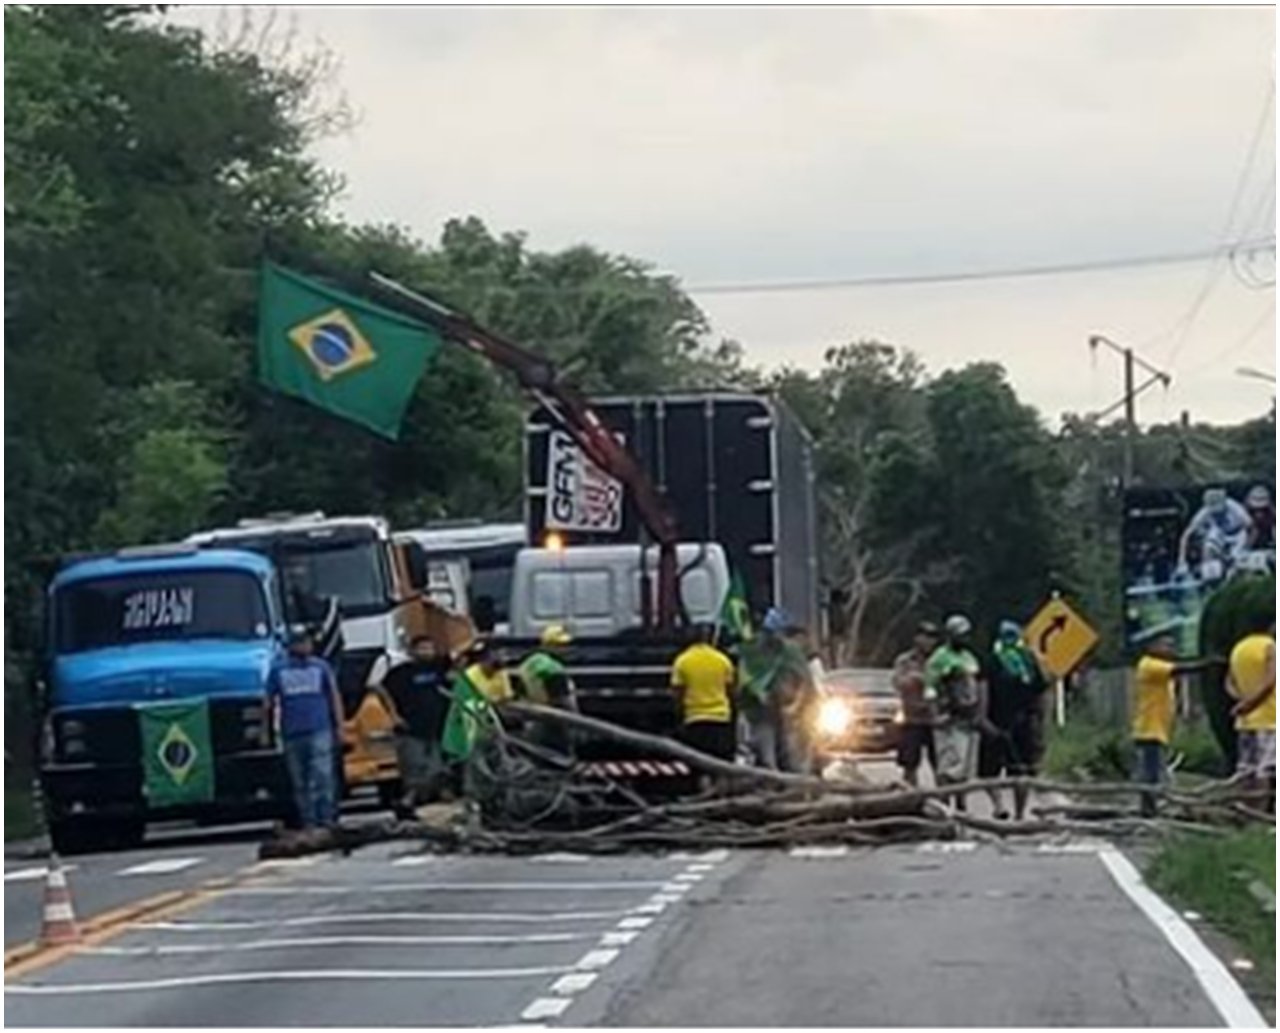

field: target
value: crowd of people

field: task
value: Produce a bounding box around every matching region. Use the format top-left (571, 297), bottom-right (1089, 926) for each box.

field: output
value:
top-left (891, 614), bottom-right (1049, 819)
top-left (264, 602), bottom-right (1274, 842)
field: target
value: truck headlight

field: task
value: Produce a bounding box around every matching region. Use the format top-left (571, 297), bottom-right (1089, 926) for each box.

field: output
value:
top-left (815, 697), bottom-right (853, 738)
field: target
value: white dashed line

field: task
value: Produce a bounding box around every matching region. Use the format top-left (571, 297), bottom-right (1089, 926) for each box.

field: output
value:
top-left (574, 948), bottom-right (621, 971)
top-left (117, 857), bottom-right (204, 876)
top-left (514, 851), bottom-right (731, 1025)
top-left (549, 973), bottom-right (598, 995)
top-left (390, 855), bottom-right (436, 867)
top-left (225, 880), bottom-right (665, 895)
top-left (521, 998), bottom-right (573, 1021)
top-left (138, 909), bottom-right (628, 931)
top-left (4, 865), bottom-right (75, 883)
top-left (599, 930), bottom-right (640, 947)
top-left (87, 932), bottom-right (596, 955)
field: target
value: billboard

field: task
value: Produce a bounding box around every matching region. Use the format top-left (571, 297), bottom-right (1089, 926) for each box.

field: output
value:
top-left (1122, 481), bottom-right (1275, 657)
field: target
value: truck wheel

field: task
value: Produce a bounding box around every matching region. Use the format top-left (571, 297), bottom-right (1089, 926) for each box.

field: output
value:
top-left (48, 817), bottom-right (108, 856)
top-left (377, 781), bottom-right (403, 812)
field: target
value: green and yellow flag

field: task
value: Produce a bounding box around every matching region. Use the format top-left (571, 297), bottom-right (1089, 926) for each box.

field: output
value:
top-left (719, 570), bottom-right (754, 644)
top-left (441, 671), bottom-right (498, 762)
top-left (138, 699), bottom-right (215, 807)
top-left (257, 262), bottom-right (443, 439)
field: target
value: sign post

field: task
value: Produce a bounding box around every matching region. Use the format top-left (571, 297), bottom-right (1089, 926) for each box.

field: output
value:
top-left (1024, 593), bottom-right (1100, 727)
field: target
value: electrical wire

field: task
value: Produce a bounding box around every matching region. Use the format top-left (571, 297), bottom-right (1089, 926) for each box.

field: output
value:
top-left (1163, 83), bottom-right (1275, 367)
top-left (1181, 303), bottom-right (1276, 375)
top-left (682, 238), bottom-right (1275, 296)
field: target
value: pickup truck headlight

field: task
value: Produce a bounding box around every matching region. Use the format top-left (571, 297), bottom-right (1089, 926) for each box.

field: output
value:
top-left (815, 696), bottom-right (854, 738)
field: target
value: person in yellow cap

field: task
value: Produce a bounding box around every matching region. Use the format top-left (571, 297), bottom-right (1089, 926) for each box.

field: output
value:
top-left (518, 625), bottom-right (579, 754)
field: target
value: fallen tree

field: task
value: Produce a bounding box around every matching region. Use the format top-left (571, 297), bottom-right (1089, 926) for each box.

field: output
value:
top-left (259, 702), bottom-right (1274, 860)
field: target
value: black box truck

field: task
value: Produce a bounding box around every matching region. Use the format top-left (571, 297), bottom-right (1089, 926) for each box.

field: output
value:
top-left (524, 392), bottom-right (820, 633)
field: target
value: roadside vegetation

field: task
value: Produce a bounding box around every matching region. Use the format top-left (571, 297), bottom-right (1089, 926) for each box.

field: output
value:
top-left (1042, 712), bottom-right (1225, 782)
top-left (1147, 828), bottom-right (1276, 997)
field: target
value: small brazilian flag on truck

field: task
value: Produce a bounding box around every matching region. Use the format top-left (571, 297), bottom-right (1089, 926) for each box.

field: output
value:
top-left (138, 699), bottom-right (216, 807)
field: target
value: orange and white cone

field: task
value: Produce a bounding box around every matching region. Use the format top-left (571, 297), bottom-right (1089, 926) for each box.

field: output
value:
top-left (39, 856), bottom-right (80, 947)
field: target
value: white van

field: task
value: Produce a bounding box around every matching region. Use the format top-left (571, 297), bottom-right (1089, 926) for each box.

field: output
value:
top-left (508, 542), bottom-right (730, 639)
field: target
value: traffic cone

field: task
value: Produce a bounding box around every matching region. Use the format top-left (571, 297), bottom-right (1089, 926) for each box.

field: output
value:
top-left (39, 856), bottom-right (81, 947)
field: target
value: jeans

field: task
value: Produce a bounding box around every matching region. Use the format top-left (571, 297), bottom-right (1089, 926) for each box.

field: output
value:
top-left (395, 733), bottom-right (445, 807)
top-left (1133, 739), bottom-right (1165, 817)
top-left (283, 730), bottom-right (339, 829)
top-left (745, 712), bottom-right (780, 770)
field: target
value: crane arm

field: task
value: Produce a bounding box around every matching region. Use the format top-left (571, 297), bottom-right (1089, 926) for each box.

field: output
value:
top-left (366, 272), bottom-right (682, 629)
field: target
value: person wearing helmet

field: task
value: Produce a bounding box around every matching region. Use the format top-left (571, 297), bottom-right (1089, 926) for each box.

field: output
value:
top-left (1177, 486), bottom-right (1252, 585)
top-left (924, 614), bottom-right (984, 809)
top-left (517, 625), bottom-right (580, 755)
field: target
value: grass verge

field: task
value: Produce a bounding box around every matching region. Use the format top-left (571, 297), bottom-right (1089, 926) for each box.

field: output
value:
top-left (1146, 827), bottom-right (1276, 996)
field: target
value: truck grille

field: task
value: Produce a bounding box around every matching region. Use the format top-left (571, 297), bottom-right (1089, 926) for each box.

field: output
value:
top-left (52, 698), bottom-right (268, 766)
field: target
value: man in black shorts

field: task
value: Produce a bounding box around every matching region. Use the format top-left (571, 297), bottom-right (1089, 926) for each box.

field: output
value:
top-left (980, 620), bottom-right (1048, 820)
top-left (892, 621), bottom-right (940, 786)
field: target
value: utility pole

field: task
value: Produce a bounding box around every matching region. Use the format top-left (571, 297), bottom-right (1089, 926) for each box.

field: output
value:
top-left (1087, 335), bottom-right (1173, 487)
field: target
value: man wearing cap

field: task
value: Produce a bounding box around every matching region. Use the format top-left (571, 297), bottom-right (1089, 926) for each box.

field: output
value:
top-left (925, 614), bottom-right (984, 810)
top-left (739, 608), bottom-right (813, 771)
top-left (519, 626), bottom-right (579, 754)
top-left (266, 626), bottom-right (345, 837)
top-left (892, 620), bottom-right (941, 787)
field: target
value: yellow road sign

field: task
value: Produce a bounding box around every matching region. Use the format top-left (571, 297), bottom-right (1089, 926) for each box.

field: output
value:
top-left (1025, 597), bottom-right (1098, 678)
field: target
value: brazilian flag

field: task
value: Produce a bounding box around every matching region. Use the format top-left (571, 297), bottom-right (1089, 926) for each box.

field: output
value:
top-left (138, 700), bottom-right (215, 807)
top-left (441, 671), bottom-right (498, 762)
top-left (719, 570), bottom-right (754, 644)
top-left (257, 262), bottom-right (443, 439)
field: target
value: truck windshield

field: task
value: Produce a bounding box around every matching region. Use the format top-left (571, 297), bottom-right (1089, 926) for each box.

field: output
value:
top-left (55, 571), bottom-right (270, 654)
top-left (277, 540), bottom-right (389, 619)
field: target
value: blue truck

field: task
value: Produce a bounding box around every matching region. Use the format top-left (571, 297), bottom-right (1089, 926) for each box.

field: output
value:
top-left (39, 545), bottom-right (293, 853)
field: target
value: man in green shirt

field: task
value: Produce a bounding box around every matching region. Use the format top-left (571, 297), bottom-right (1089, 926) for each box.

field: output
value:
top-left (518, 625), bottom-right (578, 754)
top-left (926, 613), bottom-right (983, 810)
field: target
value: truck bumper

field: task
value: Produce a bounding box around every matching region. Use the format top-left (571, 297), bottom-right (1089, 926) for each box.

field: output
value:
top-left (41, 750), bottom-right (291, 823)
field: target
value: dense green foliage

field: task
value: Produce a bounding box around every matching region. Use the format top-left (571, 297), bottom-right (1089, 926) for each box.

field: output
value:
top-left (4, 7), bottom-right (1274, 766)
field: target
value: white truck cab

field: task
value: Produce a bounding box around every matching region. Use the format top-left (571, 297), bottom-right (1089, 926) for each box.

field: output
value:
top-left (508, 542), bottom-right (730, 639)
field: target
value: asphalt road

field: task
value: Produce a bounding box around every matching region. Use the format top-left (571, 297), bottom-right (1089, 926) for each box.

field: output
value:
top-left (5, 833), bottom-right (1264, 1027)
top-left (4, 822), bottom-right (270, 950)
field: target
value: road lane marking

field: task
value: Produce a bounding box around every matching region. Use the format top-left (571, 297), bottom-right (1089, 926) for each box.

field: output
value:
top-left (7, 966), bottom-right (578, 995)
top-left (599, 930), bottom-right (639, 947)
top-left (117, 857), bottom-right (204, 877)
top-left (550, 973), bottom-right (598, 995)
top-left (225, 880), bottom-right (665, 895)
top-left (521, 998), bottom-right (573, 1020)
top-left (914, 841), bottom-right (976, 854)
top-left (574, 948), bottom-right (620, 971)
top-left (788, 845), bottom-right (850, 859)
top-left (1097, 847), bottom-right (1266, 1029)
top-left (390, 856), bottom-right (435, 867)
top-left (513, 852), bottom-right (731, 1026)
top-left (86, 932), bottom-right (597, 955)
top-left (530, 853), bottom-right (590, 864)
top-left (138, 909), bottom-right (629, 931)
top-left (4, 866), bottom-right (76, 884)
top-left (249, 857), bottom-right (321, 872)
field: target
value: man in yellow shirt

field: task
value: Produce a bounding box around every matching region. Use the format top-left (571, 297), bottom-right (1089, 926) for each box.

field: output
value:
top-left (1227, 623), bottom-right (1275, 811)
top-left (464, 640), bottom-right (514, 704)
top-left (1132, 634), bottom-right (1208, 817)
top-left (670, 625), bottom-right (737, 776)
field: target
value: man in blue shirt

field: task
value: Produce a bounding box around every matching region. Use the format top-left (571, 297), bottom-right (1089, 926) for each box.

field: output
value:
top-left (267, 626), bottom-right (344, 833)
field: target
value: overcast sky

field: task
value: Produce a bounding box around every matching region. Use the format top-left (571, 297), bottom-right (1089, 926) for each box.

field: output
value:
top-left (191, 6), bottom-right (1275, 426)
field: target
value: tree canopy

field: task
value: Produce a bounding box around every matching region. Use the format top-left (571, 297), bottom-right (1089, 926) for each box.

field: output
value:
top-left (4, 2), bottom-right (1273, 752)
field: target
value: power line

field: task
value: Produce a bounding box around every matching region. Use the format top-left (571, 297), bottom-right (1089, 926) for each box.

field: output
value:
top-left (1182, 304), bottom-right (1276, 375)
top-left (685, 237), bottom-right (1275, 296)
top-left (1163, 82), bottom-right (1275, 367)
